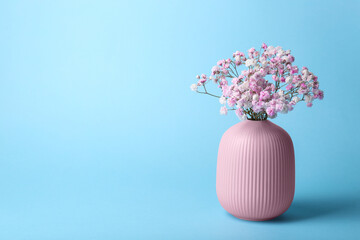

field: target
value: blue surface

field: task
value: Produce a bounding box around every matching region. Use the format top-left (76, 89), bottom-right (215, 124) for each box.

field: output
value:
top-left (0, 0), bottom-right (359, 239)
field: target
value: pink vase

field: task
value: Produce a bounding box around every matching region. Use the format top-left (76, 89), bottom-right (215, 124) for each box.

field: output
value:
top-left (216, 120), bottom-right (295, 221)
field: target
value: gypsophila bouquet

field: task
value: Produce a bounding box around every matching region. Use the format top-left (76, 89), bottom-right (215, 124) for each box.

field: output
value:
top-left (190, 44), bottom-right (324, 120)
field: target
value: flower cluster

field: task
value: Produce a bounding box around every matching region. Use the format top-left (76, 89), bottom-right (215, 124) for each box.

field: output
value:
top-left (190, 44), bottom-right (324, 120)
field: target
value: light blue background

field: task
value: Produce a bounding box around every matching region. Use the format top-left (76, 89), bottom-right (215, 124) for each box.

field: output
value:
top-left (0, 0), bottom-right (359, 239)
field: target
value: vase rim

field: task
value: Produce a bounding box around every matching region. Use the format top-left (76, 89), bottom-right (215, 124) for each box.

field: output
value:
top-left (246, 119), bottom-right (269, 122)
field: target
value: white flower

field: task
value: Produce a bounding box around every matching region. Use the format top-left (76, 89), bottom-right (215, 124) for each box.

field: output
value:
top-left (252, 94), bottom-right (259, 101)
top-left (266, 46), bottom-right (275, 55)
top-left (304, 95), bottom-right (313, 103)
top-left (243, 101), bottom-right (252, 109)
top-left (285, 76), bottom-right (293, 83)
top-left (260, 58), bottom-right (268, 66)
top-left (302, 69), bottom-right (309, 79)
top-left (281, 105), bottom-right (289, 114)
top-left (238, 81), bottom-right (249, 92)
top-left (278, 90), bottom-right (284, 96)
top-left (196, 75), bottom-right (200, 79)
top-left (219, 96), bottom-right (226, 105)
top-left (190, 84), bottom-right (198, 91)
top-left (307, 75), bottom-right (313, 82)
top-left (277, 49), bottom-right (285, 57)
top-left (293, 96), bottom-right (300, 103)
top-left (241, 91), bottom-right (251, 102)
top-left (245, 59), bottom-right (256, 67)
top-left (220, 106), bottom-right (228, 115)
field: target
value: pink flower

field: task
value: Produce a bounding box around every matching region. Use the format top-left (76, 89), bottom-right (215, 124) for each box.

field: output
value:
top-left (232, 77), bottom-right (241, 85)
top-left (313, 81), bottom-right (319, 89)
top-left (261, 43), bottom-right (268, 49)
top-left (217, 60), bottom-right (225, 66)
top-left (233, 51), bottom-right (241, 57)
top-left (211, 66), bottom-right (220, 75)
top-left (318, 90), bottom-right (324, 100)
top-left (235, 108), bottom-right (243, 117)
top-left (290, 66), bottom-right (298, 74)
top-left (287, 104), bottom-right (294, 111)
top-left (287, 55), bottom-right (295, 63)
top-left (266, 107), bottom-right (276, 117)
top-left (259, 91), bottom-right (270, 101)
top-left (298, 88), bottom-right (308, 95)
top-left (275, 103), bottom-right (284, 112)
top-left (306, 102), bottom-right (313, 107)
top-left (270, 83), bottom-right (276, 92)
top-left (286, 84), bottom-right (294, 91)
top-left (199, 78), bottom-right (206, 84)
top-left (222, 85), bottom-right (231, 97)
top-left (241, 70), bottom-right (249, 76)
top-left (220, 106), bottom-right (228, 115)
top-left (220, 79), bottom-right (228, 86)
top-left (292, 75), bottom-right (301, 84)
top-left (248, 47), bottom-right (256, 54)
top-left (252, 101), bottom-right (264, 113)
top-left (227, 98), bottom-right (236, 107)
top-left (314, 89), bottom-right (324, 100)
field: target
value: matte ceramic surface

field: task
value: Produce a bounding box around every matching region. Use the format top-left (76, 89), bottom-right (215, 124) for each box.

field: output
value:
top-left (216, 120), bottom-right (295, 221)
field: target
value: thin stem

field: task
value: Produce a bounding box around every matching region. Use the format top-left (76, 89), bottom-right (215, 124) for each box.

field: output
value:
top-left (231, 61), bottom-right (239, 76)
top-left (228, 63), bottom-right (238, 78)
top-left (196, 85), bottom-right (221, 98)
top-left (196, 91), bottom-right (221, 98)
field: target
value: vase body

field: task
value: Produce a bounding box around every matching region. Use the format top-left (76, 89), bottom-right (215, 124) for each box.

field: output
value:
top-left (216, 120), bottom-right (295, 221)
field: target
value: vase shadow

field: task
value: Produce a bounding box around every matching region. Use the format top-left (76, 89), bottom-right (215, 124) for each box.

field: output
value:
top-left (227, 196), bottom-right (360, 223)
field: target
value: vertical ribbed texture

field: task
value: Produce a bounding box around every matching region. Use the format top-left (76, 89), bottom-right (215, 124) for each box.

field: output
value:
top-left (216, 120), bottom-right (295, 221)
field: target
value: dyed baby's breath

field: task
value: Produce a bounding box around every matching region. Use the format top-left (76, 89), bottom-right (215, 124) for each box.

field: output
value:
top-left (190, 44), bottom-right (324, 120)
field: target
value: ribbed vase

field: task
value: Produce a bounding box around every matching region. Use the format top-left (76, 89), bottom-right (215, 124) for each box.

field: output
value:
top-left (216, 120), bottom-right (295, 221)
